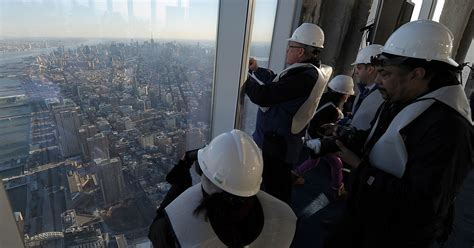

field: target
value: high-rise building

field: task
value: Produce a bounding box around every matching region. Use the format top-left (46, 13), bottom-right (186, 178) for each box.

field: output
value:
top-left (78, 125), bottom-right (98, 162)
top-left (127, 0), bottom-right (134, 21)
top-left (63, 226), bottom-right (107, 248)
top-left (55, 110), bottom-right (81, 158)
top-left (96, 158), bottom-right (125, 205)
top-left (150, 0), bottom-right (156, 24)
top-left (186, 128), bottom-right (206, 150)
top-left (87, 133), bottom-right (110, 161)
top-left (123, 117), bottom-right (135, 130)
top-left (138, 134), bottom-right (154, 148)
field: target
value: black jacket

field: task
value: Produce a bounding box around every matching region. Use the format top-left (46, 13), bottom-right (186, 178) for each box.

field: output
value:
top-left (246, 58), bottom-right (321, 163)
top-left (328, 99), bottom-right (473, 248)
top-left (306, 93), bottom-right (342, 139)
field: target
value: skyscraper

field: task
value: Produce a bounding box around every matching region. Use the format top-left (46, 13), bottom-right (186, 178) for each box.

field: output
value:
top-left (96, 158), bottom-right (126, 205)
top-left (127, 0), bottom-right (134, 21)
top-left (151, 0), bottom-right (157, 24)
top-left (55, 110), bottom-right (81, 157)
top-left (78, 125), bottom-right (98, 162)
top-left (87, 133), bottom-right (110, 161)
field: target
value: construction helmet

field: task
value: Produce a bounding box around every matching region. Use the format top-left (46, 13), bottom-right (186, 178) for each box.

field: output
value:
top-left (352, 44), bottom-right (383, 65)
top-left (197, 129), bottom-right (263, 197)
top-left (382, 20), bottom-right (458, 67)
top-left (328, 75), bottom-right (355, 95)
top-left (287, 23), bottom-right (325, 48)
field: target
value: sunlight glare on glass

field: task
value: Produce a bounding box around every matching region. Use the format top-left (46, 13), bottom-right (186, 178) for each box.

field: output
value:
top-left (432, 0), bottom-right (445, 22)
top-left (410, 0), bottom-right (423, 21)
top-left (0, 0), bottom-right (218, 40)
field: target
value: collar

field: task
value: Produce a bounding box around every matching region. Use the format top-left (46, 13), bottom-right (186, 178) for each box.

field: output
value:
top-left (367, 83), bottom-right (377, 91)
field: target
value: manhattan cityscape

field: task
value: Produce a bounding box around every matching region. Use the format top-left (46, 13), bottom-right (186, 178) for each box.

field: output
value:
top-left (0, 38), bottom-right (215, 247)
top-left (0, 0), bottom-right (275, 246)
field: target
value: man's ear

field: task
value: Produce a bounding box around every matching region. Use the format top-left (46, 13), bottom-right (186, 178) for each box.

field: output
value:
top-left (411, 67), bottom-right (426, 80)
top-left (298, 48), bottom-right (305, 58)
top-left (367, 65), bottom-right (376, 74)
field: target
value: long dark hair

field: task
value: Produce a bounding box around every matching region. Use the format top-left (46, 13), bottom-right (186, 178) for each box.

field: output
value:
top-left (193, 189), bottom-right (254, 220)
top-left (320, 89), bottom-right (346, 109)
top-left (193, 189), bottom-right (263, 247)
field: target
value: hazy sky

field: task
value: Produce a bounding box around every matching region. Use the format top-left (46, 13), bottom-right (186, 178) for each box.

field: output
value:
top-left (0, 0), bottom-right (277, 41)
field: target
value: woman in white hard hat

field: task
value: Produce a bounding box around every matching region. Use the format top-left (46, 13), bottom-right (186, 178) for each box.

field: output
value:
top-left (245, 23), bottom-right (332, 204)
top-left (293, 75), bottom-right (354, 198)
top-left (148, 129), bottom-right (297, 248)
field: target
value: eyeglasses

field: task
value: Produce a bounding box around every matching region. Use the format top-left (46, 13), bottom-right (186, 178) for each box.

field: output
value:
top-left (288, 45), bottom-right (304, 49)
top-left (370, 54), bottom-right (408, 67)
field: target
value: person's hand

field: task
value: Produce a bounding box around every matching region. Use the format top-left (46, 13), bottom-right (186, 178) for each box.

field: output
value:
top-left (249, 57), bottom-right (258, 72)
top-left (321, 123), bottom-right (338, 136)
top-left (335, 140), bottom-right (362, 168)
top-left (305, 138), bottom-right (322, 154)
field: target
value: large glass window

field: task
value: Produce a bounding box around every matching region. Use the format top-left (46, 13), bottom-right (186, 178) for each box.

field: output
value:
top-left (410, 0), bottom-right (423, 21)
top-left (462, 40), bottom-right (474, 90)
top-left (0, 0), bottom-right (217, 246)
top-left (432, 0), bottom-right (445, 22)
top-left (240, 0), bottom-right (278, 136)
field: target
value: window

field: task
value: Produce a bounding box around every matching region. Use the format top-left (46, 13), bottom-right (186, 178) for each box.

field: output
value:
top-left (410, 0), bottom-right (423, 21)
top-left (240, 0), bottom-right (278, 136)
top-left (462, 40), bottom-right (474, 90)
top-left (432, 0), bottom-right (445, 22)
top-left (0, 0), bottom-right (218, 246)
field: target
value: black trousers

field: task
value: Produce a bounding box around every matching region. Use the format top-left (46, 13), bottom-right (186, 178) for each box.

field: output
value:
top-left (262, 132), bottom-right (292, 204)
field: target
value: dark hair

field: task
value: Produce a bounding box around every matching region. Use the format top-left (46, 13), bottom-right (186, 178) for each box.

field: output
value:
top-left (321, 89), bottom-right (347, 109)
top-left (193, 189), bottom-right (255, 220)
top-left (382, 53), bottom-right (461, 89)
top-left (193, 188), bottom-right (263, 247)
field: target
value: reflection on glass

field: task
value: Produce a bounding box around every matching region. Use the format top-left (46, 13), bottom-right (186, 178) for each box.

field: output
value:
top-left (241, 0), bottom-right (278, 136)
top-left (410, 0), bottom-right (423, 21)
top-left (462, 41), bottom-right (474, 89)
top-left (432, 0), bottom-right (445, 22)
top-left (0, 0), bottom-right (217, 246)
top-left (366, 0), bottom-right (380, 25)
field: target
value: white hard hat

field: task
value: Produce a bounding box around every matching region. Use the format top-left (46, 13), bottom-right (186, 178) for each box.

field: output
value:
top-left (382, 20), bottom-right (458, 67)
top-left (352, 44), bottom-right (384, 65)
top-left (197, 129), bottom-right (263, 197)
top-left (287, 23), bottom-right (325, 48)
top-left (328, 75), bottom-right (355, 95)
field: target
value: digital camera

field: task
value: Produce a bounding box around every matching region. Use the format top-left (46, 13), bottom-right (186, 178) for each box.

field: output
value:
top-left (319, 125), bottom-right (363, 155)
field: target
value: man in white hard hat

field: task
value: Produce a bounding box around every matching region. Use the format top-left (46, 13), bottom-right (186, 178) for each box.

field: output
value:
top-left (245, 23), bottom-right (331, 204)
top-left (324, 20), bottom-right (473, 248)
top-left (148, 129), bottom-right (297, 248)
top-left (348, 44), bottom-right (385, 130)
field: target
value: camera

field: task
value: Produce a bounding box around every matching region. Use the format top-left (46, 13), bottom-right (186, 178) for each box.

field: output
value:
top-left (184, 147), bottom-right (204, 176)
top-left (319, 125), bottom-right (363, 155)
top-left (184, 148), bottom-right (200, 162)
top-left (166, 147), bottom-right (204, 184)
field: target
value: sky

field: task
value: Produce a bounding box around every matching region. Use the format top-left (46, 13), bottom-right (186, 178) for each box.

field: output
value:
top-left (0, 0), bottom-right (277, 41)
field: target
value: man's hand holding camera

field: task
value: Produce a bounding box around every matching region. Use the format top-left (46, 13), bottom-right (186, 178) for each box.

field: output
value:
top-left (335, 140), bottom-right (362, 169)
top-left (304, 124), bottom-right (364, 168)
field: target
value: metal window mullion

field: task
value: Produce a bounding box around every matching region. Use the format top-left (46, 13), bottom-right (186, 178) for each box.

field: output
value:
top-left (210, 0), bottom-right (255, 138)
top-left (418, 0), bottom-right (435, 20)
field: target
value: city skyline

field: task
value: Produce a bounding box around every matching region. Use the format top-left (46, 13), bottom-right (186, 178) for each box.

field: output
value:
top-left (0, 0), bottom-right (277, 42)
top-left (0, 39), bottom-right (217, 246)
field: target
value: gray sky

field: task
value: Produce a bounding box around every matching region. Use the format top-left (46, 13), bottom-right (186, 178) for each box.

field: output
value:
top-left (0, 0), bottom-right (277, 41)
